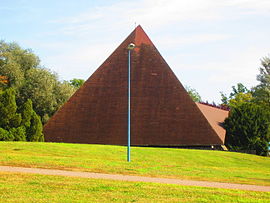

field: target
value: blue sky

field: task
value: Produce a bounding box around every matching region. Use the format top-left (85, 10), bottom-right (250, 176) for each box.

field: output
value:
top-left (1, 0), bottom-right (270, 103)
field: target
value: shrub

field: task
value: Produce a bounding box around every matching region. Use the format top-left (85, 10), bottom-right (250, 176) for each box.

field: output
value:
top-left (0, 128), bottom-right (14, 141)
top-left (10, 127), bottom-right (26, 141)
top-left (224, 102), bottom-right (270, 156)
top-left (26, 112), bottom-right (44, 142)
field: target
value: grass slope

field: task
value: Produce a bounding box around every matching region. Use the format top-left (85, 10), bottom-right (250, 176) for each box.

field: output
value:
top-left (1, 142), bottom-right (270, 186)
top-left (1, 172), bottom-right (269, 203)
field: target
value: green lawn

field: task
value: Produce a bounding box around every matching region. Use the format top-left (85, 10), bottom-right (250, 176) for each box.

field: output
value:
top-left (1, 172), bottom-right (269, 203)
top-left (1, 142), bottom-right (270, 186)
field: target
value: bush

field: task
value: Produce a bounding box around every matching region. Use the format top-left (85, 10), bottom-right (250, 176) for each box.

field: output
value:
top-left (224, 102), bottom-right (270, 156)
top-left (26, 112), bottom-right (43, 142)
top-left (10, 127), bottom-right (26, 141)
top-left (19, 99), bottom-right (32, 128)
top-left (0, 128), bottom-right (14, 141)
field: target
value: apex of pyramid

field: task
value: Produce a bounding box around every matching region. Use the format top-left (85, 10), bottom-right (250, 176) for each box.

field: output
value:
top-left (134, 25), bottom-right (153, 46)
top-left (123, 25), bottom-right (154, 52)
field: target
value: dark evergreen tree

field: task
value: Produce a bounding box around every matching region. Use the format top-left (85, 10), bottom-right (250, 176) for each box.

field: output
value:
top-left (0, 128), bottom-right (14, 141)
top-left (10, 127), bottom-right (26, 141)
top-left (0, 88), bottom-right (18, 128)
top-left (224, 102), bottom-right (270, 156)
top-left (19, 99), bottom-right (33, 128)
top-left (26, 111), bottom-right (43, 142)
top-left (0, 88), bottom-right (44, 142)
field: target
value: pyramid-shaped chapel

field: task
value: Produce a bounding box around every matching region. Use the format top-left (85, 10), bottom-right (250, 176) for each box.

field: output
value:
top-left (44, 25), bottom-right (228, 147)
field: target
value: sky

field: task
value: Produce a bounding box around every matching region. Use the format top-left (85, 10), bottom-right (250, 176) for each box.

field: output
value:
top-left (1, 0), bottom-right (270, 103)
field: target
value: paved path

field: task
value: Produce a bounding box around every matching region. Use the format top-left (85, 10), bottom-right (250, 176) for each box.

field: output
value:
top-left (0, 166), bottom-right (269, 192)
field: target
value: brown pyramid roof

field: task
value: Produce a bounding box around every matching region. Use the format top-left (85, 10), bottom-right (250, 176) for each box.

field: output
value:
top-left (44, 25), bottom-right (224, 146)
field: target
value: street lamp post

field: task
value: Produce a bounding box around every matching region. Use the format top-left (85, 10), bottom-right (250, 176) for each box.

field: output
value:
top-left (127, 43), bottom-right (135, 162)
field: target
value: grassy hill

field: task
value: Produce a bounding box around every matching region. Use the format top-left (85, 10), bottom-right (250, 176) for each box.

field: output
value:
top-left (1, 142), bottom-right (269, 186)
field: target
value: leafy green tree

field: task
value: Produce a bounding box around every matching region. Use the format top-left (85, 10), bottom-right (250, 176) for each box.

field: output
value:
top-left (54, 81), bottom-right (75, 108)
top-left (0, 41), bottom-right (39, 89)
top-left (0, 41), bottom-right (75, 123)
top-left (69, 78), bottom-right (85, 89)
top-left (0, 41), bottom-right (40, 72)
top-left (224, 102), bottom-right (270, 156)
top-left (227, 92), bottom-right (253, 109)
top-left (17, 67), bottom-right (75, 123)
top-left (185, 86), bottom-right (201, 102)
top-left (0, 63), bottom-right (24, 89)
top-left (252, 56), bottom-right (270, 106)
top-left (220, 83), bottom-right (252, 108)
top-left (18, 68), bottom-right (58, 123)
top-left (257, 56), bottom-right (270, 86)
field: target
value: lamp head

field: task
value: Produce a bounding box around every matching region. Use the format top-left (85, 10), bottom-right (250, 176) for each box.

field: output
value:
top-left (127, 43), bottom-right (135, 50)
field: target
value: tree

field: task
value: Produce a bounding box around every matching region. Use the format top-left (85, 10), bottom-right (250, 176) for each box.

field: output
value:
top-left (0, 41), bottom-right (40, 72)
top-left (19, 99), bottom-right (33, 128)
top-left (69, 78), bottom-right (85, 89)
top-left (220, 83), bottom-right (252, 109)
top-left (10, 127), bottom-right (26, 141)
top-left (0, 41), bottom-right (75, 123)
top-left (0, 88), bottom-right (20, 128)
top-left (18, 68), bottom-right (75, 123)
top-left (0, 88), bottom-right (44, 142)
top-left (26, 111), bottom-right (43, 142)
top-left (0, 128), bottom-right (14, 141)
top-left (257, 56), bottom-right (270, 86)
top-left (224, 102), bottom-right (270, 156)
top-left (252, 56), bottom-right (270, 106)
top-left (54, 81), bottom-right (75, 108)
top-left (18, 68), bottom-right (58, 123)
top-left (185, 86), bottom-right (201, 102)
top-left (0, 41), bottom-right (38, 89)
top-left (19, 98), bottom-right (43, 142)
top-left (227, 92), bottom-right (253, 109)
